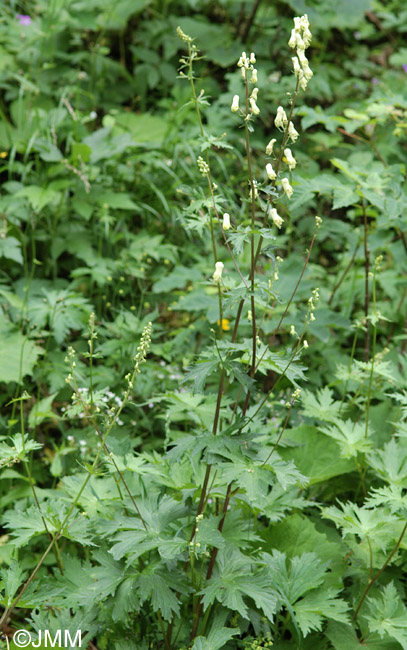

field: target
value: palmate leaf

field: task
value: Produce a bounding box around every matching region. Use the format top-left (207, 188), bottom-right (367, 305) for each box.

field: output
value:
top-left (138, 573), bottom-right (180, 621)
top-left (365, 582), bottom-right (407, 649)
top-left (262, 550), bottom-right (329, 604)
top-left (182, 359), bottom-right (219, 393)
top-left (293, 587), bottom-right (349, 636)
top-left (200, 547), bottom-right (278, 621)
top-left (367, 438), bottom-right (407, 487)
top-left (319, 418), bottom-right (373, 458)
top-left (301, 387), bottom-right (341, 423)
top-left (0, 559), bottom-right (26, 606)
top-left (191, 625), bottom-right (239, 650)
top-left (322, 502), bottom-right (399, 551)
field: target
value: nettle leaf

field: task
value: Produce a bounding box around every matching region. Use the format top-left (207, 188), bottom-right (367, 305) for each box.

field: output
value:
top-left (200, 547), bottom-right (278, 621)
top-left (293, 587), bottom-right (349, 636)
top-left (367, 438), bottom-right (407, 487)
top-left (301, 387), bottom-right (341, 423)
top-left (319, 418), bottom-right (373, 458)
top-left (365, 582), bottom-right (407, 649)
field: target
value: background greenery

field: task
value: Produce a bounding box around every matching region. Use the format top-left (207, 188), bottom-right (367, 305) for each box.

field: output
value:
top-left (1, 0), bottom-right (407, 648)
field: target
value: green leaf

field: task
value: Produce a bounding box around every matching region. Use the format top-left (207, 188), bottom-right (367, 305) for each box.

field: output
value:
top-left (301, 387), bottom-right (342, 423)
top-left (0, 317), bottom-right (42, 384)
top-left (319, 419), bottom-right (373, 458)
top-left (17, 185), bottom-right (59, 211)
top-left (279, 425), bottom-right (354, 485)
top-left (365, 583), bottom-right (407, 649)
top-left (293, 588), bottom-right (349, 636)
top-left (28, 393), bottom-right (58, 428)
top-left (0, 237), bottom-right (23, 264)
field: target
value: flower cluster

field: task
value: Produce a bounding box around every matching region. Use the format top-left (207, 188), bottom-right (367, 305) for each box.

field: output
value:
top-left (231, 51), bottom-right (260, 118)
top-left (288, 14), bottom-right (313, 90)
top-left (197, 156), bottom-right (209, 176)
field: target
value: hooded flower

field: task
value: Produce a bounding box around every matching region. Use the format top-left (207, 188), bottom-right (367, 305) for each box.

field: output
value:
top-left (213, 261), bottom-right (224, 283)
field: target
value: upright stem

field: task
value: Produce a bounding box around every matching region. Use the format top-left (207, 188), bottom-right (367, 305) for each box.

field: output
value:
top-left (362, 197), bottom-right (370, 362)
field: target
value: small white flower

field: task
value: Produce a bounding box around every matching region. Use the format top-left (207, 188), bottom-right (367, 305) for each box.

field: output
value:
top-left (222, 212), bottom-right (231, 230)
top-left (302, 63), bottom-right (313, 81)
top-left (231, 94), bottom-right (240, 113)
top-left (284, 148), bottom-right (296, 170)
top-left (251, 68), bottom-right (258, 84)
top-left (288, 29), bottom-right (297, 49)
top-left (281, 177), bottom-right (293, 199)
top-left (213, 261), bottom-right (224, 283)
top-left (251, 87), bottom-right (259, 101)
top-left (250, 52), bottom-right (256, 63)
top-left (275, 106), bottom-right (288, 129)
top-left (266, 163), bottom-right (276, 180)
top-left (290, 325), bottom-right (297, 336)
top-left (250, 97), bottom-right (260, 115)
top-left (303, 340), bottom-right (309, 348)
top-left (299, 70), bottom-right (308, 91)
top-left (247, 310), bottom-right (252, 322)
top-left (295, 32), bottom-right (305, 51)
top-left (266, 138), bottom-right (276, 155)
top-left (270, 207), bottom-right (284, 229)
top-left (288, 121), bottom-right (299, 142)
top-left (292, 56), bottom-right (301, 76)
top-left (298, 49), bottom-right (308, 67)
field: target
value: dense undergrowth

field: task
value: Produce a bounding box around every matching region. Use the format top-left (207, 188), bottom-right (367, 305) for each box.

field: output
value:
top-left (1, 1), bottom-right (407, 649)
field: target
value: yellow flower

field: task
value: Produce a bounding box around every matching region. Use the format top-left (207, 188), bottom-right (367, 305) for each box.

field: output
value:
top-left (0, 151), bottom-right (8, 158)
top-left (217, 318), bottom-right (230, 331)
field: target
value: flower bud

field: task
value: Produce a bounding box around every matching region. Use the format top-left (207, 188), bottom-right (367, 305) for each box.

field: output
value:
top-left (251, 87), bottom-right (259, 101)
top-left (231, 94), bottom-right (240, 113)
top-left (284, 148), bottom-right (296, 170)
top-left (281, 177), bottom-right (293, 199)
top-left (266, 138), bottom-right (276, 155)
top-left (270, 208), bottom-right (284, 229)
top-left (222, 213), bottom-right (231, 230)
top-left (266, 163), bottom-right (276, 180)
top-left (213, 261), bottom-right (224, 283)
top-left (250, 52), bottom-right (256, 63)
top-left (251, 68), bottom-right (258, 84)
